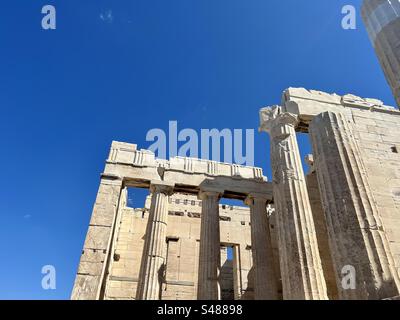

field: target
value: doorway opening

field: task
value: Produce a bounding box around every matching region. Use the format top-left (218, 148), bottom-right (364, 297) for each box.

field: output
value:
top-left (220, 245), bottom-right (235, 300)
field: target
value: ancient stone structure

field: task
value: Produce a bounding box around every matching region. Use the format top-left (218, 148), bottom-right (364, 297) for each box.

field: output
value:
top-left (362, 0), bottom-right (400, 107)
top-left (71, 142), bottom-right (279, 300)
top-left (72, 88), bottom-right (400, 300)
top-left (260, 88), bottom-right (400, 300)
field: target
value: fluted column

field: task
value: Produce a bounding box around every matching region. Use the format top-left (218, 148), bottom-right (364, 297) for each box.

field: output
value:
top-left (259, 106), bottom-right (328, 300)
top-left (309, 111), bottom-right (400, 299)
top-left (136, 181), bottom-right (174, 300)
top-left (245, 194), bottom-right (278, 300)
top-left (197, 189), bottom-right (222, 300)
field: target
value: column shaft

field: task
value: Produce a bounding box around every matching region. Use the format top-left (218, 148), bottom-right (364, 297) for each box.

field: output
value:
top-left (246, 195), bottom-right (278, 300)
top-left (309, 111), bottom-right (400, 299)
top-left (197, 191), bottom-right (221, 300)
top-left (260, 106), bottom-right (328, 300)
top-left (136, 182), bottom-right (174, 300)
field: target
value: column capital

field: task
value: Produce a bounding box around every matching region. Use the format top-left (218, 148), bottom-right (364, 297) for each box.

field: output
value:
top-left (198, 187), bottom-right (223, 201)
top-left (244, 193), bottom-right (270, 206)
top-left (259, 105), bottom-right (298, 135)
top-left (150, 180), bottom-right (175, 196)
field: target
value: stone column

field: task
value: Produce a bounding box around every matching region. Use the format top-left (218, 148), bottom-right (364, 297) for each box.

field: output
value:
top-left (197, 189), bottom-right (222, 300)
top-left (259, 106), bottom-right (328, 300)
top-left (232, 245), bottom-right (242, 300)
top-left (71, 174), bottom-right (123, 300)
top-left (245, 194), bottom-right (278, 300)
top-left (136, 181), bottom-right (174, 300)
top-left (309, 111), bottom-right (400, 299)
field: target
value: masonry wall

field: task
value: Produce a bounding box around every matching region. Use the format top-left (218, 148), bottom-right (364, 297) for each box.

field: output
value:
top-left (103, 193), bottom-right (261, 300)
top-left (350, 108), bottom-right (400, 274)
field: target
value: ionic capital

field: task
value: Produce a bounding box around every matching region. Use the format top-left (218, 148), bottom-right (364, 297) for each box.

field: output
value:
top-left (259, 105), bottom-right (299, 135)
top-left (150, 180), bottom-right (175, 196)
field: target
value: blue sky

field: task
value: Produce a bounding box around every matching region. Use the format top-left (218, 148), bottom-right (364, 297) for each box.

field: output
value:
top-left (0, 0), bottom-right (395, 299)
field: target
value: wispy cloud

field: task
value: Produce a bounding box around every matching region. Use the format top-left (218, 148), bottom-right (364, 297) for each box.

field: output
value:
top-left (100, 10), bottom-right (114, 24)
top-left (23, 214), bottom-right (32, 219)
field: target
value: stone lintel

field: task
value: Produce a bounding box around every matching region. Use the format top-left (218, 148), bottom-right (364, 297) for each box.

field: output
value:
top-left (103, 142), bottom-right (273, 200)
top-left (106, 141), bottom-right (267, 181)
top-left (100, 173), bottom-right (121, 181)
top-left (280, 87), bottom-right (400, 129)
top-left (248, 192), bottom-right (273, 201)
top-left (104, 161), bottom-right (273, 201)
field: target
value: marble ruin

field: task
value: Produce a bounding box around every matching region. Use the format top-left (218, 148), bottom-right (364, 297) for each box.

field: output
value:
top-left (72, 88), bottom-right (400, 300)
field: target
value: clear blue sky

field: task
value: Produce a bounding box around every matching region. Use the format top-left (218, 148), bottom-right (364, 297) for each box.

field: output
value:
top-left (0, 0), bottom-right (395, 299)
